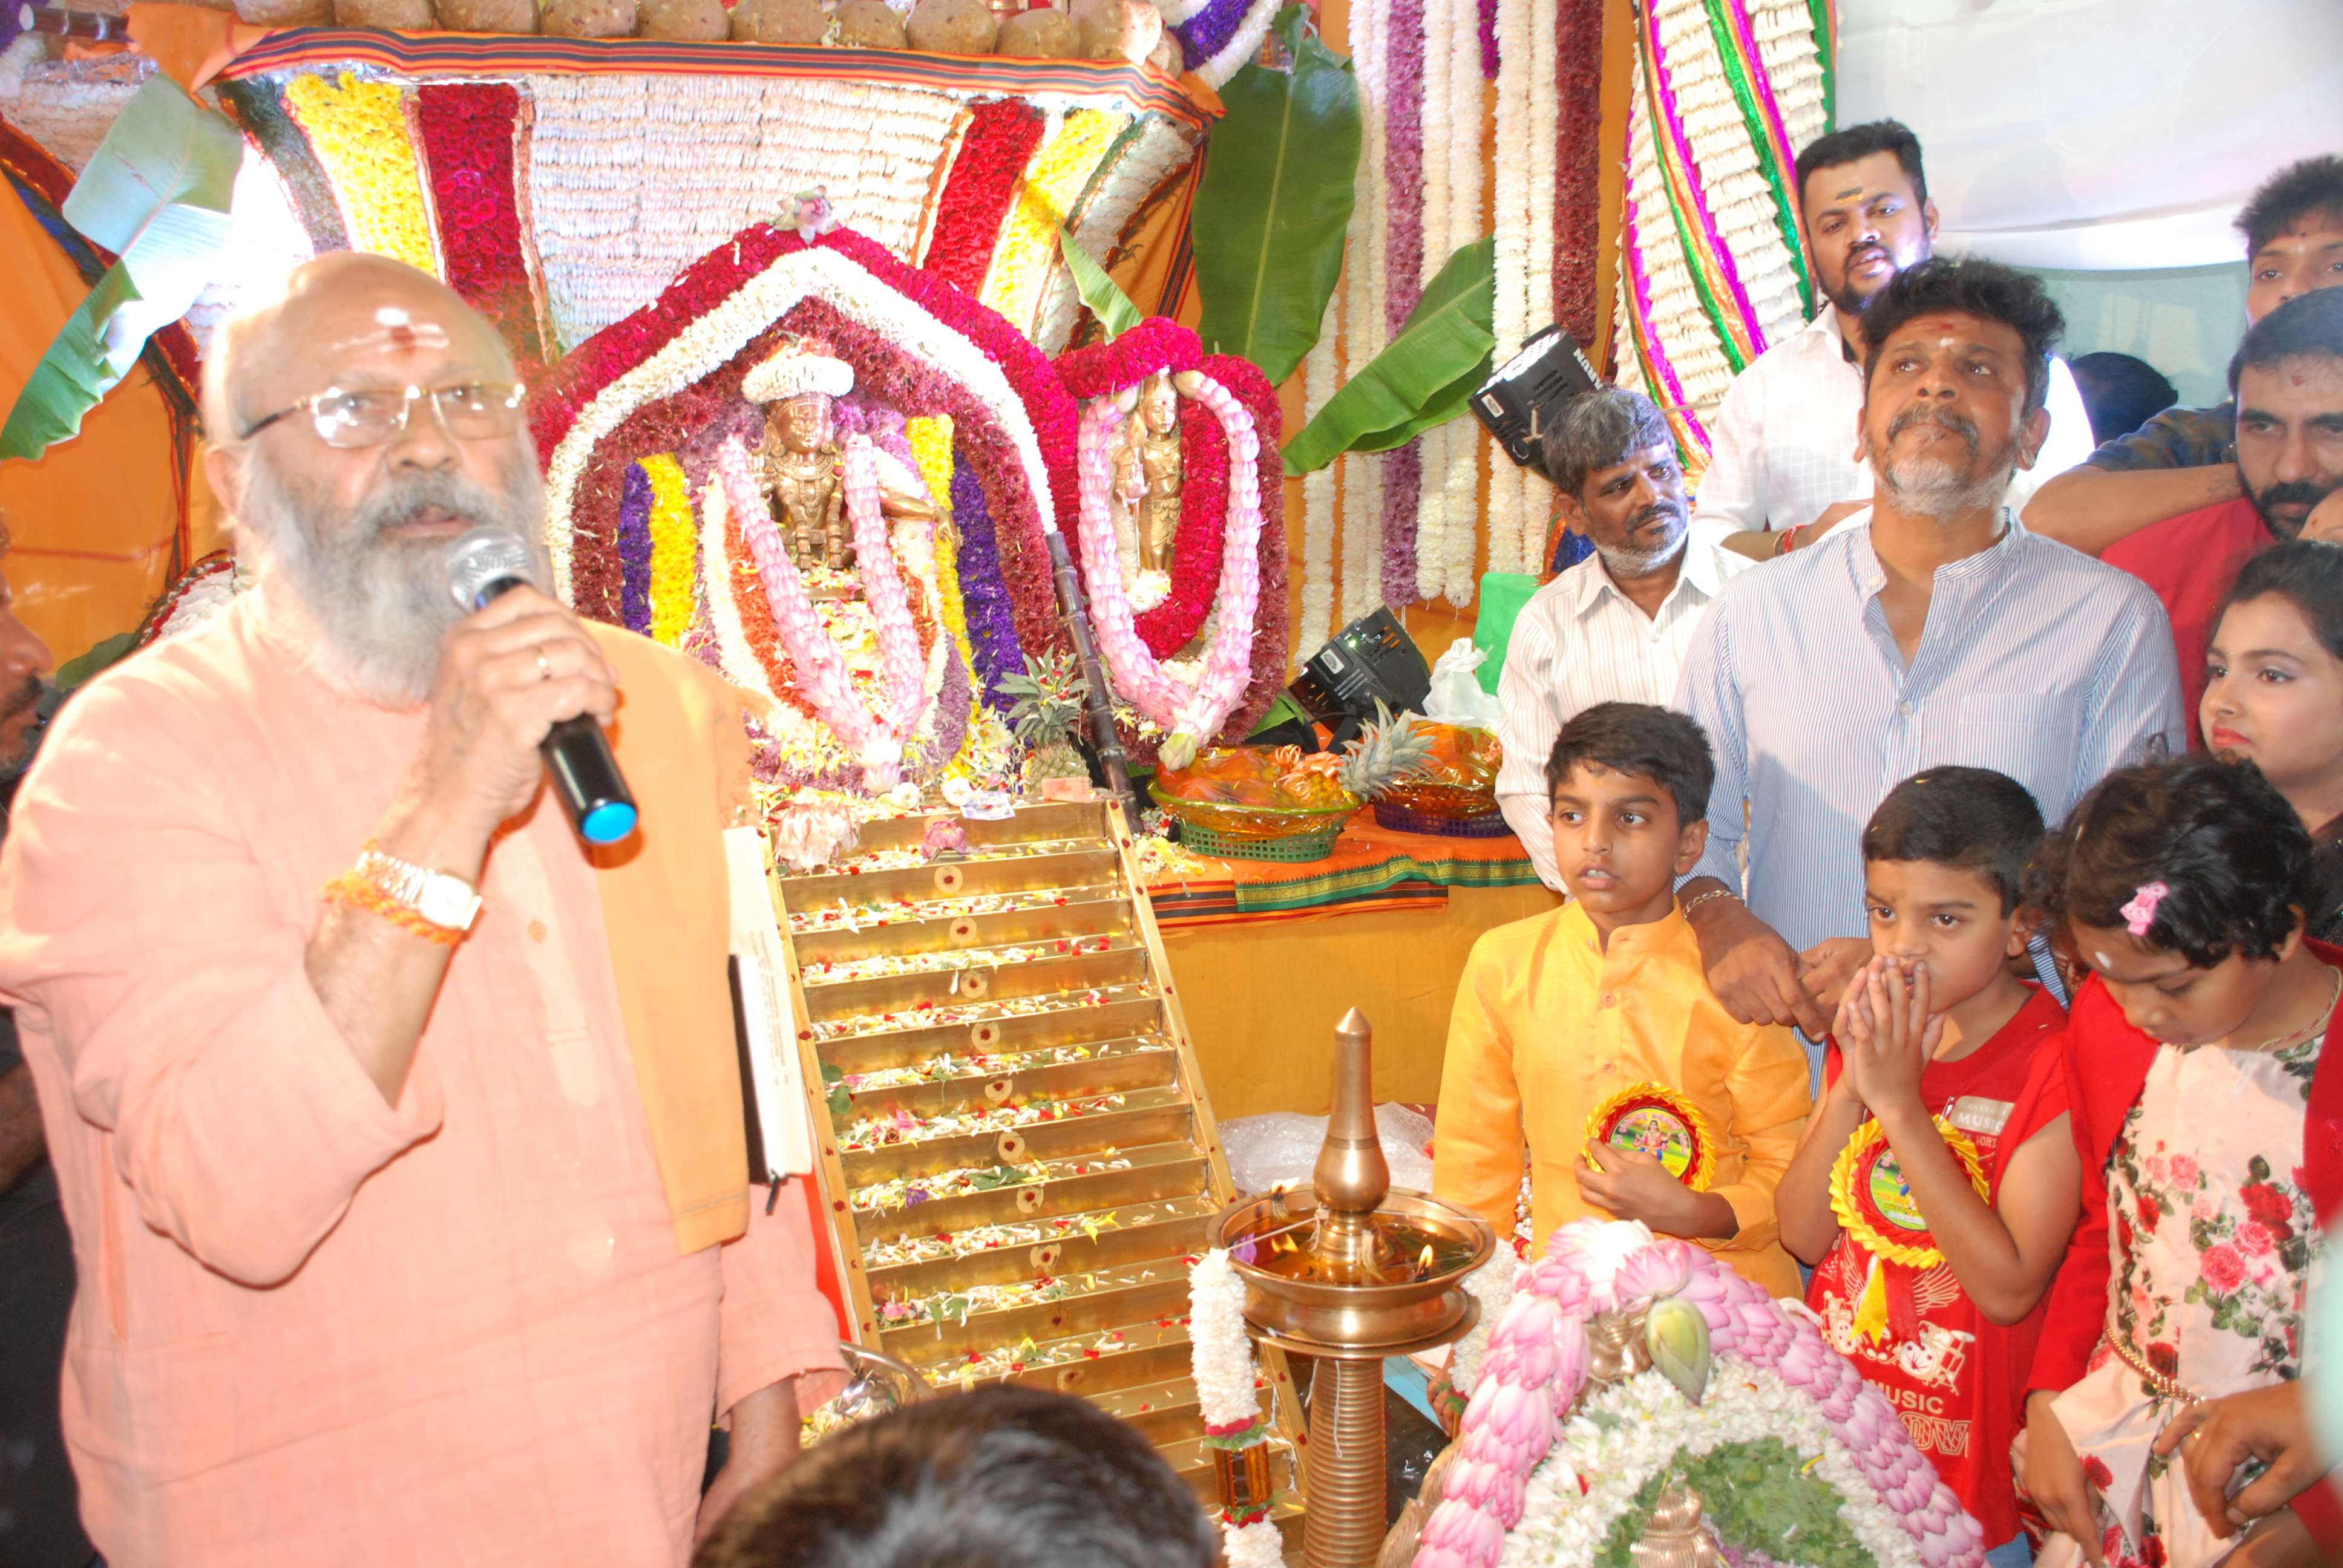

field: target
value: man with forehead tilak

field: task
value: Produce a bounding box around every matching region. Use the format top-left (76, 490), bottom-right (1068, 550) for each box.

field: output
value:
top-left (0, 254), bottom-right (844, 1568)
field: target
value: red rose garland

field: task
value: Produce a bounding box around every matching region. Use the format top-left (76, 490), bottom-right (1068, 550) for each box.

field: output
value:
top-left (922, 97), bottom-right (1049, 298)
top-left (415, 83), bottom-right (546, 380)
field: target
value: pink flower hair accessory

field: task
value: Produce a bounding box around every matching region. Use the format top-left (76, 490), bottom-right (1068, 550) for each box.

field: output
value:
top-left (2120, 880), bottom-right (2171, 937)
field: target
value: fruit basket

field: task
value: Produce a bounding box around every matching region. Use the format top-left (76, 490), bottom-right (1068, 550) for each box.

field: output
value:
top-left (1149, 746), bottom-right (1360, 863)
top-left (1365, 721), bottom-right (1507, 838)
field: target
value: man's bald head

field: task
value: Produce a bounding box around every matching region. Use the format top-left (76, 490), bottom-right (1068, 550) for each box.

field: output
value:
top-left (202, 251), bottom-right (546, 708)
top-left (203, 253), bottom-right (516, 448)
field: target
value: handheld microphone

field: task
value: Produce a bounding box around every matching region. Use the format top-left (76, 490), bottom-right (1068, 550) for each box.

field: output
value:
top-left (446, 527), bottom-right (640, 846)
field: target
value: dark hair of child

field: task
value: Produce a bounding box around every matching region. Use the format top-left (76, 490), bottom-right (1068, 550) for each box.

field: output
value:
top-left (1544, 701), bottom-right (1714, 826)
top-left (1861, 766), bottom-right (2046, 916)
top-left (2217, 538), bottom-right (2343, 659)
top-left (2031, 757), bottom-right (2314, 969)
top-left (692, 1384), bottom-right (1220, 1568)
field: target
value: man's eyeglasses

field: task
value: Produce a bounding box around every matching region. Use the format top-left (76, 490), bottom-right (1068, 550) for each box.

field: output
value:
top-left (238, 382), bottom-right (528, 449)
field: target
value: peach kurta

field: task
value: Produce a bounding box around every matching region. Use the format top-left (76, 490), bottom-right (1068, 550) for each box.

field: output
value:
top-left (1432, 902), bottom-right (1812, 1297)
top-left (0, 585), bottom-right (844, 1567)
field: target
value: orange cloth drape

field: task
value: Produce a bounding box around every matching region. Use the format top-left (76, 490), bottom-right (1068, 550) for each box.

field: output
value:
top-left (0, 175), bottom-right (192, 664)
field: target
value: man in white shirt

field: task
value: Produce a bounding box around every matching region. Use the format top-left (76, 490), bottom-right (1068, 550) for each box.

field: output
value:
top-left (1691, 120), bottom-right (2095, 558)
top-left (1496, 388), bottom-right (1751, 889)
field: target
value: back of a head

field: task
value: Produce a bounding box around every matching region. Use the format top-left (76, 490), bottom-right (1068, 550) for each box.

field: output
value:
top-left (2068, 351), bottom-right (2178, 446)
top-left (1862, 766), bottom-right (2045, 915)
top-left (1858, 255), bottom-right (2064, 413)
top-left (2228, 285), bottom-right (2343, 395)
top-left (1544, 701), bottom-right (1714, 825)
top-left (2236, 153), bottom-right (2343, 258)
top-left (1537, 387), bottom-right (1674, 500)
top-left (2034, 757), bottom-right (2312, 967)
top-left (695, 1385), bottom-right (1219, 1568)
top-left (1793, 117), bottom-right (1926, 210)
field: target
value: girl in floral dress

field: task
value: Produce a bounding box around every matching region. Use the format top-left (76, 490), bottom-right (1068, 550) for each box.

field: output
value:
top-left (2019, 757), bottom-right (2339, 1568)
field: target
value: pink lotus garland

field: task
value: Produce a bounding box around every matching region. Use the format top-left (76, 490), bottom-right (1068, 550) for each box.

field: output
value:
top-left (1073, 376), bottom-right (1264, 768)
top-left (715, 440), bottom-right (924, 789)
top-left (1414, 1222), bottom-right (1983, 1568)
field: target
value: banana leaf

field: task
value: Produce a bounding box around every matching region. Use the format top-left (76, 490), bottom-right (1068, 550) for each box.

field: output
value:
top-left (1280, 237), bottom-right (1495, 476)
top-left (2, 75), bottom-right (241, 463)
top-left (1190, 5), bottom-right (1360, 386)
top-left (1057, 224), bottom-right (1143, 343)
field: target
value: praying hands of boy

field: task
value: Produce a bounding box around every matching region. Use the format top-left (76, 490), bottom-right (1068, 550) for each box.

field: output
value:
top-left (1573, 1141), bottom-right (1738, 1240)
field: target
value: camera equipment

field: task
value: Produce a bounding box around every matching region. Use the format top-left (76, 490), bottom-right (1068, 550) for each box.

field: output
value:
top-left (1470, 325), bottom-right (1601, 474)
top-left (1287, 607), bottom-right (1433, 747)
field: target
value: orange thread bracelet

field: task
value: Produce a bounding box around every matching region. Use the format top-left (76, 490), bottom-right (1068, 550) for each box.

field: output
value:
top-left (324, 869), bottom-right (466, 947)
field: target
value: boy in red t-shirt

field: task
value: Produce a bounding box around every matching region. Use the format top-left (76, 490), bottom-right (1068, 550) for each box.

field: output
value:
top-left (1777, 767), bottom-right (2082, 1556)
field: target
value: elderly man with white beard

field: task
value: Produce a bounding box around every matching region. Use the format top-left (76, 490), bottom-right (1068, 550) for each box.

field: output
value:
top-left (1668, 257), bottom-right (2185, 1054)
top-left (0, 253), bottom-right (845, 1568)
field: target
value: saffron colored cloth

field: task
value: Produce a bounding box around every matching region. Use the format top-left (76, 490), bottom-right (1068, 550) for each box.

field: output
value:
top-left (0, 581), bottom-right (845, 1568)
top-left (1430, 901), bottom-right (1812, 1298)
top-left (1806, 986), bottom-right (2068, 1548)
top-left (2097, 496), bottom-right (2271, 725)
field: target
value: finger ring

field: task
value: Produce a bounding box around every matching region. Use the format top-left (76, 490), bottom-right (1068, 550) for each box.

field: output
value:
top-left (534, 648), bottom-right (552, 682)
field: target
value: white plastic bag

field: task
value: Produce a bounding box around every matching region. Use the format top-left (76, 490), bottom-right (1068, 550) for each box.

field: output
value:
top-left (1423, 638), bottom-right (1502, 730)
top-left (1222, 1105), bottom-right (1438, 1197)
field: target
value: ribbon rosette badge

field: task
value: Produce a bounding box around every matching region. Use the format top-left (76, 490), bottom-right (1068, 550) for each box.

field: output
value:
top-left (1584, 1083), bottom-right (1715, 1190)
top-left (1827, 1114), bottom-right (1988, 1343)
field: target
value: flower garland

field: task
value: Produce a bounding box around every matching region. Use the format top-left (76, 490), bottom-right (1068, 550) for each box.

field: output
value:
top-left (1073, 373), bottom-right (1265, 766)
top-left (1550, 0), bottom-right (1605, 344)
top-left (1434, 0), bottom-right (1486, 605)
top-left (1339, 0), bottom-right (1389, 627)
top-left (618, 462), bottom-right (654, 633)
top-left (715, 439), bottom-right (926, 788)
top-left (1172, 0), bottom-right (1284, 90)
top-left (1488, 0), bottom-right (1534, 578)
top-left (922, 97), bottom-right (1049, 297)
top-left (1055, 319), bottom-right (1226, 660)
top-left (906, 415), bottom-right (978, 671)
top-left (1412, 1221), bottom-right (1984, 1568)
top-left (1381, 0), bottom-right (1428, 604)
top-left (643, 453), bottom-right (699, 647)
top-left (1298, 297), bottom-right (1342, 649)
top-left (282, 71), bottom-right (438, 275)
top-left (1188, 1250), bottom-right (1285, 1568)
top-left (414, 81), bottom-right (545, 379)
top-left (980, 109), bottom-right (1129, 340)
top-left (951, 462), bottom-right (1028, 710)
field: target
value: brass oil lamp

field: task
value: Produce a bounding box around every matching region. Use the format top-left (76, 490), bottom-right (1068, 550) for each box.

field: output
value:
top-left (1211, 1009), bottom-right (1495, 1568)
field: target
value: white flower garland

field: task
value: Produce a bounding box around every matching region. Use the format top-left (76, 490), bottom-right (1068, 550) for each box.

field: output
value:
top-left (1406, 0), bottom-right (1447, 606)
top-left (1443, 1253), bottom-right (1522, 1398)
top-left (1299, 292), bottom-right (1342, 648)
top-left (1034, 117), bottom-right (1201, 353)
top-left (1337, 0), bottom-right (1388, 629)
top-left (1192, 0), bottom-right (1287, 90)
top-left (542, 243), bottom-right (1058, 604)
top-left (1495, 1365), bottom-right (1925, 1568)
top-left (1434, 0), bottom-right (1484, 605)
top-left (1188, 1249), bottom-right (1283, 1568)
top-left (1488, 0), bottom-right (1534, 580)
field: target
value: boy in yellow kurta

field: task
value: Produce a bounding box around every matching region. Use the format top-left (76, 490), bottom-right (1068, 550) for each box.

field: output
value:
top-left (1433, 702), bottom-right (1811, 1297)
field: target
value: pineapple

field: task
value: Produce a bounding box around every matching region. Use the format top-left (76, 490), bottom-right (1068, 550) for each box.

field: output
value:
top-left (1000, 653), bottom-right (1091, 788)
top-left (1336, 701), bottom-right (1437, 803)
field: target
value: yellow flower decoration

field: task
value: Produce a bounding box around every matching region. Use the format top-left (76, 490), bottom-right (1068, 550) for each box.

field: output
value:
top-left (980, 108), bottom-right (1129, 333)
top-left (905, 416), bottom-right (974, 668)
top-left (639, 454), bottom-right (698, 647)
top-left (284, 72), bottom-right (436, 273)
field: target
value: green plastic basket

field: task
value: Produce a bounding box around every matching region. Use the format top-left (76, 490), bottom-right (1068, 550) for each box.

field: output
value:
top-left (1178, 817), bottom-right (1347, 863)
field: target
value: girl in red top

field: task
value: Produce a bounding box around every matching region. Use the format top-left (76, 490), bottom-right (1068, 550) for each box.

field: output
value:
top-left (1780, 767), bottom-right (2081, 1555)
top-left (2018, 758), bottom-right (2341, 1568)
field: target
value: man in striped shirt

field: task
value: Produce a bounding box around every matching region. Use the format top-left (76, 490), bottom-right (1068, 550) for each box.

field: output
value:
top-left (1673, 258), bottom-right (2184, 1043)
top-left (1495, 389), bottom-right (1752, 889)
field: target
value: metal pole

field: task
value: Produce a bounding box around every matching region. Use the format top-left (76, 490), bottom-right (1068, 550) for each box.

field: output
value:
top-left (1043, 530), bottom-right (1141, 820)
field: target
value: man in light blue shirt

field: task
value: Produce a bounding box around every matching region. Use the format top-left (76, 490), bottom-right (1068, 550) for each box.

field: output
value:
top-left (1674, 256), bottom-right (2184, 1039)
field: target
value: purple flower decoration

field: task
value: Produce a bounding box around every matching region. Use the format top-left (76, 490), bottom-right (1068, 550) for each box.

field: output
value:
top-left (1476, 0), bottom-right (1498, 78)
top-left (1172, 0), bottom-right (1252, 68)
top-left (951, 462), bottom-right (1026, 711)
top-left (617, 462), bottom-right (654, 635)
top-left (906, 1188), bottom-right (931, 1206)
top-left (1231, 1237), bottom-right (1259, 1267)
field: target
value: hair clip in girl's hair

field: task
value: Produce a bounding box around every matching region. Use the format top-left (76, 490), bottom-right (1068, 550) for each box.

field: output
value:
top-left (2120, 880), bottom-right (2170, 936)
